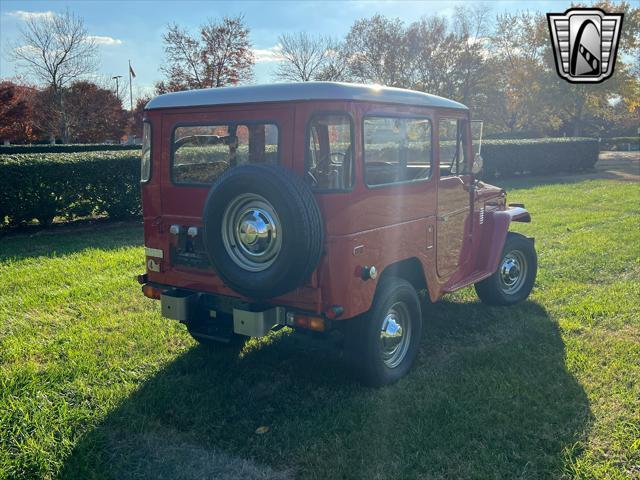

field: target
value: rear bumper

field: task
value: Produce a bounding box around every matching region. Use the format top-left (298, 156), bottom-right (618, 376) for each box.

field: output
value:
top-left (159, 286), bottom-right (285, 337)
top-left (143, 283), bottom-right (322, 338)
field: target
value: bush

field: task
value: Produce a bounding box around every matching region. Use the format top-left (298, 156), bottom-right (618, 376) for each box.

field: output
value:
top-left (0, 151), bottom-right (140, 226)
top-left (0, 144), bottom-right (140, 155)
top-left (600, 137), bottom-right (639, 151)
top-left (481, 138), bottom-right (599, 178)
top-left (484, 131), bottom-right (543, 140)
top-left (0, 137), bottom-right (601, 227)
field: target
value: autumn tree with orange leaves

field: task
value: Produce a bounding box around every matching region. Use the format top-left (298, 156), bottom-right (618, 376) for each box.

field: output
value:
top-left (156, 15), bottom-right (254, 94)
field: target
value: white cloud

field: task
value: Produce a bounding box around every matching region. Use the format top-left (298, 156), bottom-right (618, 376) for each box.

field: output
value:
top-left (86, 35), bottom-right (123, 46)
top-left (8, 10), bottom-right (55, 21)
top-left (14, 45), bottom-right (40, 55)
top-left (253, 45), bottom-right (283, 63)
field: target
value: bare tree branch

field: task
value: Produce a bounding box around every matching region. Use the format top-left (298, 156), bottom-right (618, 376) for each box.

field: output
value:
top-left (9, 9), bottom-right (98, 142)
top-left (11, 9), bottom-right (98, 91)
top-left (274, 32), bottom-right (335, 82)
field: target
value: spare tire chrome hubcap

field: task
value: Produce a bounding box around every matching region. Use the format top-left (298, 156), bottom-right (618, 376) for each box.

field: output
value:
top-left (222, 193), bottom-right (282, 272)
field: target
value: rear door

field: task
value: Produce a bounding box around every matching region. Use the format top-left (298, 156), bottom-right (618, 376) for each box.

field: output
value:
top-left (160, 105), bottom-right (295, 221)
top-left (436, 117), bottom-right (473, 279)
top-left (158, 105), bottom-right (294, 276)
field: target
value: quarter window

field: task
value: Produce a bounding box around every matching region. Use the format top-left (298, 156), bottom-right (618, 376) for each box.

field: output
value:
top-left (439, 118), bottom-right (468, 175)
top-left (363, 117), bottom-right (432, 186)
top-left (306, 115), bottom-right (353, 190)
top-left (172, 123), bottom-right (278, 184)
top-left (141, 121), bottom-right (151, 182)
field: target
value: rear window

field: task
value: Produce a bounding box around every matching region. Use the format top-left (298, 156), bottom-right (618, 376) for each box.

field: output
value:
top-left (172, 123), bottom-right (278, 185)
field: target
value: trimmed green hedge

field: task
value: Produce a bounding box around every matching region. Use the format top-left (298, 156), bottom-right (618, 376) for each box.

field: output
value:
top-left (0, 152), bottom-right (140, 226)
top-left (600, 137), bottom-right (639, 151)
top-left (481, 138), bottom-right (599, 178)
top-left (0, 138), bottom-right (600, 227)
top-left (0, 144), bottom-right (140, 155)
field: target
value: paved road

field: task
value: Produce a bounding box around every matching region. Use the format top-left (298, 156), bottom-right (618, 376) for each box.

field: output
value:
top-left (595, 151), bottom-right (640, 182)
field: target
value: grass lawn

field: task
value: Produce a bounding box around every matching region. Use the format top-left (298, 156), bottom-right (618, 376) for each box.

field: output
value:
top-left (0, 178), bottom-right (638, 480)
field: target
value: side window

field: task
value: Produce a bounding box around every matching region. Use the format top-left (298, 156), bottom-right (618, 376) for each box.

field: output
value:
top-left (172, 123), bottom-right (278, 185)
top-left (439, 118), bottom-right (468, 176)
top-left (306, 114), bottom-right (353, 191)
top-left (364, 117), bottom-right (432, 186)
top-left (141, 121), bottom-right (151, 182)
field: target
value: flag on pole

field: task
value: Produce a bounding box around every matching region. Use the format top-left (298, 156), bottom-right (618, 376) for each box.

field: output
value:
top-left (128, 60), bottom-right (135, 112)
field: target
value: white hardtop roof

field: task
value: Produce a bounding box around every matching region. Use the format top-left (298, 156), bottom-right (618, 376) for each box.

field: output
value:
top-left (145, 82), bottom-right (468, 111)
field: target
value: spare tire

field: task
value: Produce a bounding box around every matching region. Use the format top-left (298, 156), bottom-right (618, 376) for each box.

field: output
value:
top-left (202, 164), bottom-right (324, 299)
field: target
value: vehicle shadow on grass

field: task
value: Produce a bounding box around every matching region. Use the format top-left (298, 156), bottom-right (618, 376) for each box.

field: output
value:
top-left (60, 299), bottom-right (591, 480)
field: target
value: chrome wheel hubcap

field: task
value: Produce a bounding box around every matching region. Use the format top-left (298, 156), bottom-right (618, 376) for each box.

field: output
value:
top-left (499, 250), bottom-right (527, 294)
top-left (222, 193), bottom-right (282, 272)
top-left (379, 302), bottom-right (412, 368)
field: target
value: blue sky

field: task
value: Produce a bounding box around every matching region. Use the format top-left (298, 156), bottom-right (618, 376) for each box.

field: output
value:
top-left (1, 0), bottom-right (572, 100)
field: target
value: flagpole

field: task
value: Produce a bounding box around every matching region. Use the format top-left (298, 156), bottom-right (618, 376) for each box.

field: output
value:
top-left (128, 59), bottom-right (133, 112)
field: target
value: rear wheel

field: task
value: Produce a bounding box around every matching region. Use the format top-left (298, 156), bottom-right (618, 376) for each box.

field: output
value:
top-left (475, 232), bottom-right (537, 306)
top-left (345, 277), bottom-right (423, 386)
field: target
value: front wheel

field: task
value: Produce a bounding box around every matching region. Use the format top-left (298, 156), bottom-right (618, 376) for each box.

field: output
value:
top-left (345, 277), bottom-right (423, 386)
top-left (475, 232), bottom-right (537, 306)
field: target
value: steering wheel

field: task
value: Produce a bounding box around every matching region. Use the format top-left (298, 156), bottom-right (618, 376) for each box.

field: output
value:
top-left (317, 151), bottom-right (346, 170)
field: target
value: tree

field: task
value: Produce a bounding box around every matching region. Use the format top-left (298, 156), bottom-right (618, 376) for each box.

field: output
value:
top-left (130, 95), bottom-right (153, 139)
top-left (483, 1), bottom-right (639, 136)
top-left (63, 81), bottom-right (128, 143)
top-left (481, 11), bottom-right (555, 134)
top-left (10, 9), bottom-right (98, 142)
top-left (545, 0), bottom-right (640, 136)
top-left (341, 11), bottom-right (490, 103)
top-left (449, 5), bottom-right (492, 105)
top-left (274, 32), bottom-right (334, 81)
top-left (344, 15), bottom-right (414, 87)
top-left (0, 81), bottom-right (41, 144)
top-left (314, 41), bottom-right (351, 81)
top-left (158, 15), bottom-right (254, 93)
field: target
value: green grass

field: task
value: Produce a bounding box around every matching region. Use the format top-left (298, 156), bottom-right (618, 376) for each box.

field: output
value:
top-left (1, 179), bottom-right (638, 480)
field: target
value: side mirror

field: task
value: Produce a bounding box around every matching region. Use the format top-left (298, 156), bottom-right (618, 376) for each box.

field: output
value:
top-left (472, 153), bottom-right (484, 176)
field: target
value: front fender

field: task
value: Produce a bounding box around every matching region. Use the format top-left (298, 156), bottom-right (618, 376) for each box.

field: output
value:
top-left (506, 205), bottom-right (531, 223)
top-left (482, 206), bottom-right (531, 274)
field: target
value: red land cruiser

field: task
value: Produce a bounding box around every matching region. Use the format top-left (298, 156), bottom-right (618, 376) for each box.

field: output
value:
top-left (139, 82), bottom-right (537, 386)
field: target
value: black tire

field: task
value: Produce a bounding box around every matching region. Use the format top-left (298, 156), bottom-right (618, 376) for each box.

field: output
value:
top-left (475, 232), bottom-right (537, 306)
top-left (345, 277), bottom-right (423, 387)
top-left (202, 164), bottom-right (323, 299)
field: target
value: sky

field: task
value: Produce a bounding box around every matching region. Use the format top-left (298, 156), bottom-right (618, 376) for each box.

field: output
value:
top-left (0, 0), bottom-right (574, 102)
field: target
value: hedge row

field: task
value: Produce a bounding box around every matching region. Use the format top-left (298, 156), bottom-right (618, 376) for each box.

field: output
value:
top-left (481, 138), bottom-right (599, 178)
top-left (600, 137), bottom-right (639, 151)
top-left (0, 151), bottom-right (140, 226)
top-left (0, 144), bottom-right (140, 155)
top-left (0, 138), bottom-right (599, 226)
